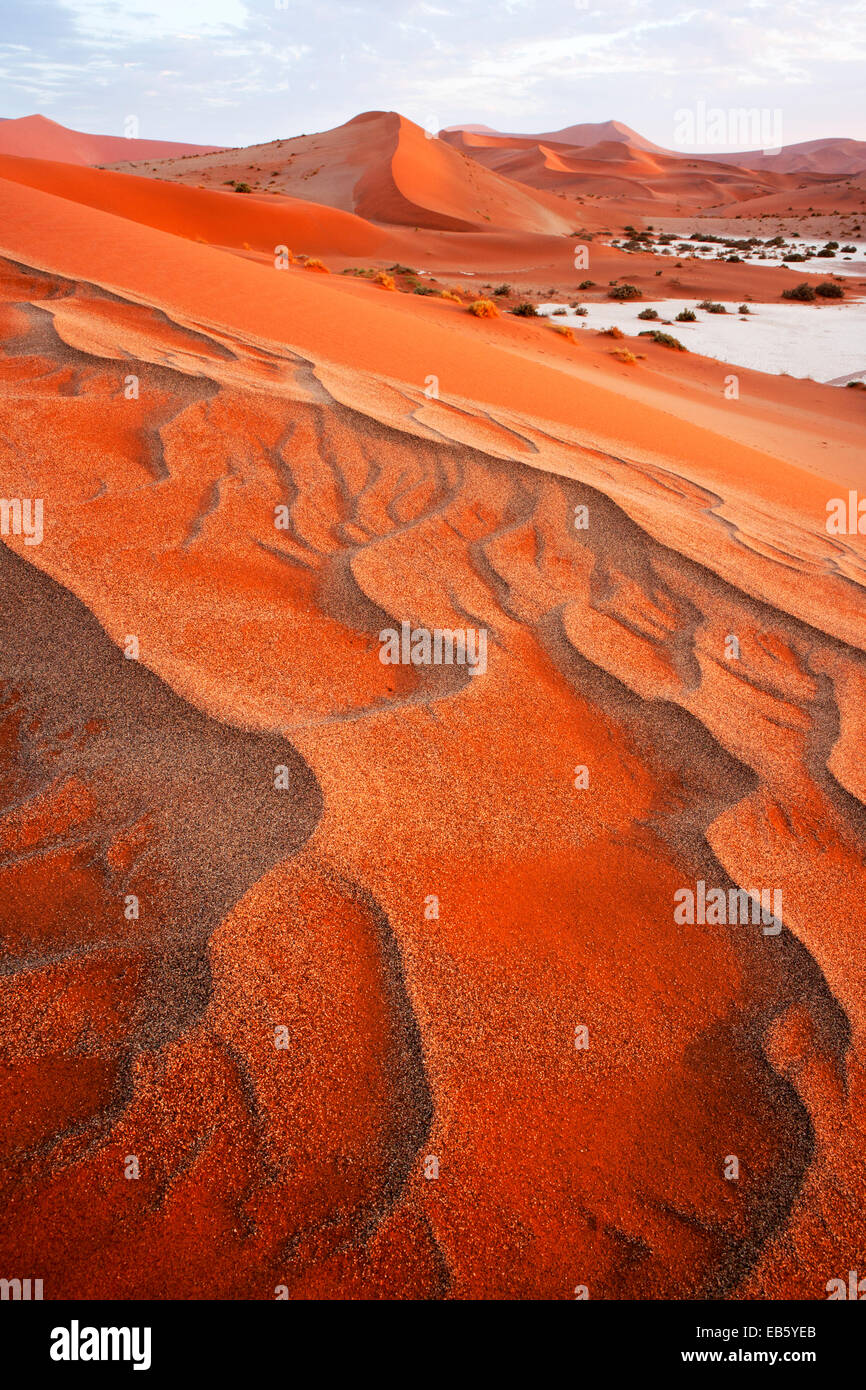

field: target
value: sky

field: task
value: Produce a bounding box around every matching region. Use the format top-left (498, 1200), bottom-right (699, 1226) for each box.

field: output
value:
top-left (1, 0), bottom-right (864, 151)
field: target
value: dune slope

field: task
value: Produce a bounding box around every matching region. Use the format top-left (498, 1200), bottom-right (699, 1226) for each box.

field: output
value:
top-left (1, 159), bottom-right (865, 1300)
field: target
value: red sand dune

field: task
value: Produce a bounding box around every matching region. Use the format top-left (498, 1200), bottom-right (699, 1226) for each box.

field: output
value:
top-left (104, 111), bottom-right (577, 235)
top-left (440, 127), bottom-right (856, 218)
top-left (709, 138), bottom-right (866, 176)
top-left (1, 153), bottom-right (845, 314)
top-left (1, 118), bottom-right (866, 1301)
top-left (443, 119), bottom-right (668, 153)
top-left (0, 113), bottom-right (222, 166)
top-left (445, 122), bottom-right (866, 177)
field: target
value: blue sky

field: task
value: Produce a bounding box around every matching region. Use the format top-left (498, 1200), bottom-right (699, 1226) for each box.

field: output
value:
top-left (1, 0), bottom-right (863, 150)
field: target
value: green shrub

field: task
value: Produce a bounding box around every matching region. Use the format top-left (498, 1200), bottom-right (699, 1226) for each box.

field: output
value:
top-left (697, 300), bottom-right (726, 313)
top-left (608, 284), bottom-right (642, 300)
top-left (638, 330), bottom-right (687, 350)
top-left (816, 282), bottom-right (844, 298)
top-left (637, 308), bottom-right (659, 320)
top-left (512, 301), bottom-right (538, 317)
top-left (676, 308), bottom-right (697, 322)
top-left (493, 283), bottom-right (511, 296)
top-left (578, 280), bottom-right (595, 290)
top-left (781, 282), bottom-right (816, 301)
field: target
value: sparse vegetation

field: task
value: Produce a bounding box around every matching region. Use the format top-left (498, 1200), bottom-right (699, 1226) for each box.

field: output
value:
top-left (637, 308), bottom-right (659, 320)
top-left (608, 284), bottom-right (642, 300)
top-left (611, 349), bottom-right (638, 364)
top-left (578, 280), bottom-right (595, 290)
top-left (374, 271), bottom-right (397, 291)
top-left (816, 281), bottom-right (844, 298)
top-left (676, 309), bottom-right (697, 322)
top-left (468, 298), bottom-right (500, 318)
top-left (781, 282), bottom-right (816, 301)
top-left (511, 302), bottom-right (539, 317)
top-left (600, 326), bottom-right (625, 339)
top-left (303, 258), bottom-right (330, 273)
top-left (553, 324), bottom-right (575, 341)
top-left (438, 290), bottom-right (463, 303)
top-left (697, 300), bottom-right (726, 313)
top-left (639, 330), bottom-right (687, 351)
top-left (493, 284), bottom-right (511, 296)
top-left (738, 304), bottom-right (750, 314)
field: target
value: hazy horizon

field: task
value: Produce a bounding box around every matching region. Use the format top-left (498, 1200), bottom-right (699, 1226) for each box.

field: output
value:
top-left (2, 0), bottom-right (864, 152)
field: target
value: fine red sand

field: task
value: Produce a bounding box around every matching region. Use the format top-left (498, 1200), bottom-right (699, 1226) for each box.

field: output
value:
top-left (1, 117), bottom-right (865, 1300)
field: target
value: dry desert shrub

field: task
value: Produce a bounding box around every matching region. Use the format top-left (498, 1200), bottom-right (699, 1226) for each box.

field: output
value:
top-left (782, 282), bottom-right (815, 301)
top-left (608, 283), bottom-right (642, 300)
top-left (639, 329), bottom-right (687, 350)
top-left (375, 272), bottom-right (397, 291)
top-left (553, 324), bottom-right (575, 341)
top-left (600, 326), bottom-right (625, 339)
top-left (439, 290), bottom-right (463, 304)
top-left (468, 298), bottom-right (500, 318)
top-left (303, 258), bottom-right (330, 273)
top-left (611, 348), bottom-right (638, 364)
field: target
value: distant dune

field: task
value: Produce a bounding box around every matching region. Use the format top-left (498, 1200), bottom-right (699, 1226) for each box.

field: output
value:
top-left (0, 113), bottom-right (223, 165)
top-left (444, 121), bottom-right (866, 175)
top-left (442, 122), bottom-right (866, 216)
top-left (443, 118), bottom-right (668, 152)
top-left (440, 130), bottom-right (811, 215)
top-left (708, 137), bottom-right (866, 176)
